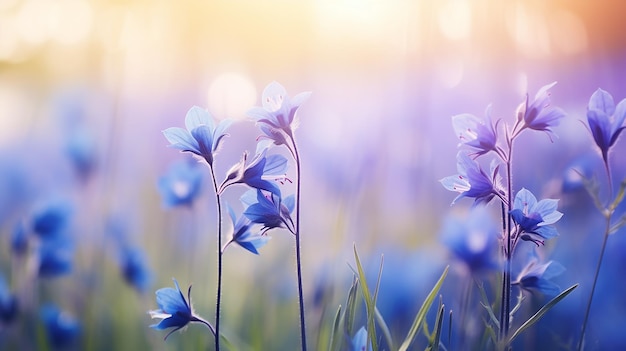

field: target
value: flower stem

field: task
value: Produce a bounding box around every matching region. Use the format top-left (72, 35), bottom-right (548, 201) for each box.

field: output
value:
top-left (209, 165), bottom-right (223, 351)
top-left (289, 133), bottom-right (307, 351)
top-left (500, 137), bottom-right (514, 342)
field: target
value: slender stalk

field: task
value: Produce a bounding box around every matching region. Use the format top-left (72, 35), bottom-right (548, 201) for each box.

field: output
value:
top-left (500, 134), bottom-right (514, 341)
top-left (288, 133), bottom-right (307, 351)
top-left (209, 165), bottom-right (223, 351)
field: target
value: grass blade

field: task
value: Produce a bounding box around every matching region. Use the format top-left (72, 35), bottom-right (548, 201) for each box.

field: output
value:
top-left (353, 244), bottom-right (379, 351)
top-left (328, 305), bottom-right (343, 351)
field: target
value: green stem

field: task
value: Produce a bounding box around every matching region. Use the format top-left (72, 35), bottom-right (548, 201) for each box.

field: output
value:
top-left (209, 165), bottom-right (223, 351)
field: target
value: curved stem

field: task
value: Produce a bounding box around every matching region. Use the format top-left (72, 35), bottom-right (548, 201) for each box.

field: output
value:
top-left (289, 133), bottom-right (307, 351)
top-left (209, 165), bottom-right (223, 351)
top-left (577, 208), bottom-right (611, 351)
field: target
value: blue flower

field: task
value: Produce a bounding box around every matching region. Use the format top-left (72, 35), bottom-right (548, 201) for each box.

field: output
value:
top-left (40, 304), bottom-right (80, 348)
top-left (242, 189), bottom-right (295, 234)
top-left (120, 247), bottom-right (152, 294)
top-left (586, 88), bottom-right (626, 164)
top-left (247, 81), bottom-right (311, 141)
top-left (157, 159), bottom-right (203, 208)
top-left (65, 127), bottom-right (97, 181)
top-left (440, 152), bottom-right (503, 205)
top-left (31, 199), bottom-right (73, 239)
top-left (11, 221), bottom-right (28, 257)
top-left (224, 204), bottom-right (269, 255)
top-left (452, 105), bottom-right (500, 157)
top-left (517, 82), bottom-right (566, 139)
top-left (0, 275), bottom-right (18, 324)
top-left (149, 279), bottom-right (214, 340)
top-left (163, 106), bottom-right (232, 166)
top-left (510, 188), bottom-right (563, 245)
top-left (352, 326), bottom-right (372, 351)
top-left (513, 255), bottom-right (565, 297)
top-left (38, 235), bottom-right (74, 278)
top-left (219, 145), bottom-right (288, 197)
top-left (440, 207), bottom-right (499, 274)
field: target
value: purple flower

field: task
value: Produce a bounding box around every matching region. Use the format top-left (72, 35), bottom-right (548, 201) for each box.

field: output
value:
top-left (219, 145), bottom-right (288, 197)
top-left (242, 189), bottom-right (295, 234)
top-left (149, 279), bottom-right (214, 340)
top-left (247, 81), bottom-right (311, 142)
top-left (513, 255), bottom-right (565, 297)
top-left (452, 105), bottom-right (499, 157)
top-left (586, 88), bottom-right (626, 164)
top-left (157, 159), bottom-right (203, 208)
top-left (163, 106), bottom-right (232, 166)
top-left (440, 152), bottom-right (503, 205)
top-left (516, 82), bottom-right (566, 139)
top-left (510, 188), bottom-right (563, 246)
top-left (224, 204), bottom-right (269, 255)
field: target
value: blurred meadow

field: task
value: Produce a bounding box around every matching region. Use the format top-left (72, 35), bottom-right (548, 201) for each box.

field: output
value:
top-left (1, 0), bottom-right (626, 350)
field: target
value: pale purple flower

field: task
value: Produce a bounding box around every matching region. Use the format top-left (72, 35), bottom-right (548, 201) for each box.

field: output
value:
top-left (516, 82), bottom-right (566, 139)
top-left (452, 105), bottom-right (500, 157)
top-left (586, 88), bottom-right (626, 164)
top-left (441, 152), bottom-right (503, 205)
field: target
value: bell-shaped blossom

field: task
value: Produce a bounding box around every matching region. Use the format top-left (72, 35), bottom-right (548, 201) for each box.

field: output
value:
top-left (40, 304), bottom-right (80, 348)
top-left (219, 145), bottom-right (288, 197)
top-left (242, 189), bottom-right (295, 234)
top-left (31, 199), bottom-right (73, 239)
top-left (157, 159), bottom-right (203, 208)
top-left (517, 82), bottom-right (566, 139)
top-left (351, 326), bottom-right (372, 351)
top-left (120, 247), bottom-right (152, 294)
top-left (38, 235), bottom-right (74, 278)
top-left (513, 255), bottom-right (565, 297)
top-left (510, 188), bottom-right (563, 245)
top-left (163, 106), bottom-right (232, 166)
top-left (247, 81), bottom-right (311, 142)
top-left (440, 152), bottom-right (503, 205)
top-left (452, 105), bottom-right (499, 157)
top-left (149, 279), bottom-right (214, 340)
top-left (224, 204), bottom-right (269, 254)
top-left (0, 275), bottom-right (18, 324)
top-left (586, 88), bottom-right (626, 164)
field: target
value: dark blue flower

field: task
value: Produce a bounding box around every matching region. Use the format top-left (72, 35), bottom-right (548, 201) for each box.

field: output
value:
top-left (120, 247), bottom-right (152, 294)
top-left (242, 189), bottom-right (295, 234)
top-left (247, 81), bottom-right (311, 142)
top-left (157, 159), bottom-right (203, 208)
top-left (517, 82), bottom-right (566, 139)
top-left (440, 207), bottom-right (499, 274)
top-left (452, 105), bottom-right (500, 157)
top-left (40, 304), bottom-right (80, 348)
top-left (149, 279), bottom-right (214, 340)
top-left (31, 199), bottom-right (73, 239)
top-left (11, 221), bottom-right (28, 257)
top-left (219, 145), bottom-right (288, 197)
top-left (513, 255), bottom-right (565, 297)
top-left (38, 235), bottom-right (74, 278)
top-left (510, 188), bottom-right (562, 245)
top-left (163, 106), bottom-right (232, 166)
top-left (224, 204), bottom-right (268, 254)
top-left (440, 152), bottom-right (503, 205)
top-left (586, 88), bottom-right (626, 164)
top-left (0, 275), bottom-right (18, 324)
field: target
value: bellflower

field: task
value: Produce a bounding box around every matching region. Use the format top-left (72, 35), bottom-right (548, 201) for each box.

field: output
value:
top-left (352, 326), bottom-right (372, 351)
top-left (11, 221), bottom-right (28, 257)
top-left (157, 159), bottom-right (203, 208)
top-left (586, 88), bottom-right (626, 164)
top-left (452, 105), bottom-right (500, 157)
top-left (31, 199), bottom-right (73, 239)
top-left (0, 275), bottom-right (18, 324)
top-left (516, 82), bottom-right (566, 139)
top-left (242, 189), bottom-right (295, 234)
top-left (163, 106), bottom-right (232, 166)
top-left (510, 188), bottom-right (563, 245)
top-left (440, 152), bottom-right (503, 205)
top-left (513, 256), bottom-right (565, 297)
top-left (38, 235), bottom-right (74, 278)
top-left (120, 247), bottom-right (152, 294)
top-left (40, 304), bottom-right (80, 348)
top-left (149, 279), bottom-right (214, 340)
top-left (224, 204), bottom-right (269, 254)
top-left (219, 145), bottom-right (288, 197)
top-left (247, 81), bottom-right (311, 142)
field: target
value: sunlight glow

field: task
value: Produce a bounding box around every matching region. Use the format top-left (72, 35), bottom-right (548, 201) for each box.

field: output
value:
top-left (207, 73), bottom-right (257, 120)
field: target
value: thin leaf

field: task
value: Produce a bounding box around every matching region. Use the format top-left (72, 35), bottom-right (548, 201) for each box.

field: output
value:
top-left (448, 310), bottom-right (453, 347)
top-left (344, 276), bottom-right (360, 338)
top-left (219, 334), bottom-right (236, 351)
top-left (609, 178), bottom-right (626, 211)
top-left (329, 305), bottom-right (343, 351)
top-left (375, 307), bottom-right (395, 351)
top-left (609, 213), bottom-right (626, 235)
top-left (476, 280), bottom-right (500, 331)
top-left (428, 301), bottom-right (445, 351)
top-left (353, 244), bottom-right (379, 351)
top-left (507, 284), bottom-right (578, 344)
top-left (399, 266), bottom-right (449, 351)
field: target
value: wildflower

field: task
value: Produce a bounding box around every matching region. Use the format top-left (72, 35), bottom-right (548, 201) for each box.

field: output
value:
top-left (157, 159), bottom-right (203, 208)
top-left (440, 207), bottom-right (499, 274)
top-left (120, 247), bottom-right (152, 294)
top-left (38, 235), bottom-right (74, 278)
top-left (510, 188), bottom-right (563, 246)
top-left (40, 304), bottom-right (80, 348)
top-left (440, 152), bottom-right (503, 205)
top-left (163, 106), bottom-right (232, 166)
top-left (224, 204), bottom-right (269, 254)
top-left (352, 326), bottom-right (372, 351)
top-left (149, 279), bottom-right (214, 340)
top-left (586, 88), bottom-right (626, 164)
top-left (247, 81), bottom-right (311, 142)
top-left (513, 255), bottom-right (565, 297)
top-left (11, 221), bottom-right (28, 257)
top-left (219, 146), bottom-right (288, 197)
top-left (242, 189), bottom-right (295, 234)
top-left (0, 275), bottom-right (18, 324)
top-left (65, 127), bottom-right (97, 181)
top-left (452, 105), bottom-right (500, 157)
top-left (31, 199), bottom-right (73, 239)
top-left (516, 82), bottom-right (566, 139)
